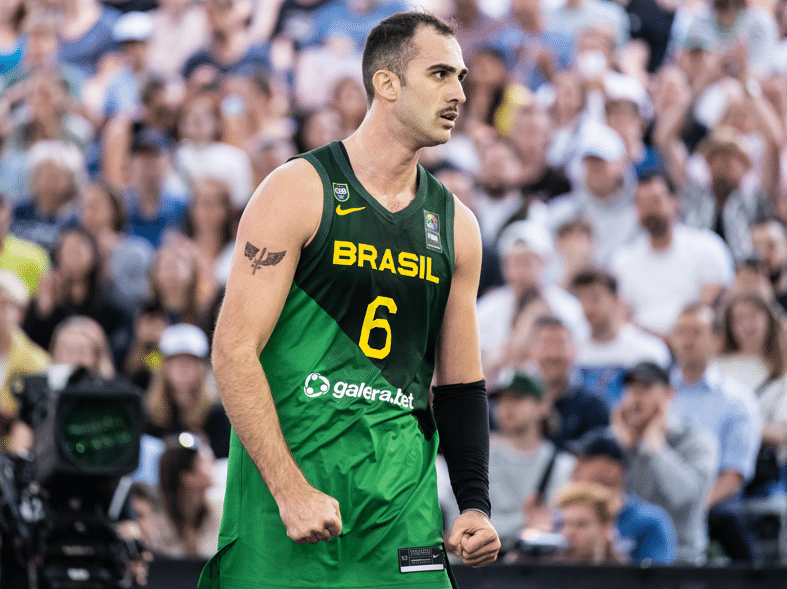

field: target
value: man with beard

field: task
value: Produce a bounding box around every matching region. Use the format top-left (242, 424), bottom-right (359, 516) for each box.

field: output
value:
top-left (750, 217), bottom-right (787, 310)
top-left (675, 126), bottom-right (771, 262)
top-left (612, 362), bottom-right (718, 564)
top-left (610, 171), bottom-right (734, 336)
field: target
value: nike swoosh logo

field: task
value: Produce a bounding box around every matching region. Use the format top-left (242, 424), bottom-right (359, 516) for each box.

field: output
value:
top-left (336, 205), bottom-right (366, 216)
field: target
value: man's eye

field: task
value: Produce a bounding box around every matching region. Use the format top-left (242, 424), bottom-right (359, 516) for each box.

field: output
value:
top-left (435, 71), bottom-right (446, 79)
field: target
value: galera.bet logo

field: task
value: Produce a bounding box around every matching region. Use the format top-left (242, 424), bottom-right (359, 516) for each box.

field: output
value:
top-left (303, 373), bottom-right (330, 397)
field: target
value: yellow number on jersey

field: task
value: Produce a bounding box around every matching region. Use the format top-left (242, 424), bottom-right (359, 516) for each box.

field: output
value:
top-left (359, 296), bottom-right (397, 359)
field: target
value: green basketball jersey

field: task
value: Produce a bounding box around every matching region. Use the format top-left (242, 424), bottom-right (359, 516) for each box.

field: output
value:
top-left (199, 142), bottom-right (458, 589)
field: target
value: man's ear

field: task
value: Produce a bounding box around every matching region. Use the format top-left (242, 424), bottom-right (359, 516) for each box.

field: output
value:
top-left (372, 69), bottom-right (400, 102)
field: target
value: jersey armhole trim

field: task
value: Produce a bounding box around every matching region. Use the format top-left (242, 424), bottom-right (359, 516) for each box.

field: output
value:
top-left (445, 187), bottom-right (456, 276)
top-left (295, 152), bottom-right (333, 264)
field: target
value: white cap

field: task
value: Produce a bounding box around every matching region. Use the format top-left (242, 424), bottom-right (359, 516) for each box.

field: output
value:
top-left (604, 74), bottom-right (654, 120)
top-left (497, 220), bottom-right (553, 258)
top-left (113, 11), bottom-right (154, 43)
top-left (0, 270), bottom-right (29, 307)
top-left (159, 323), bottom-right (209, 358)
top-left (579, 123), bottom-right (626, 162)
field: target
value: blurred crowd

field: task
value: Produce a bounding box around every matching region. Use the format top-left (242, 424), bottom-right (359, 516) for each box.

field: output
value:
top-left (1, 0), bottom-right (787, 571)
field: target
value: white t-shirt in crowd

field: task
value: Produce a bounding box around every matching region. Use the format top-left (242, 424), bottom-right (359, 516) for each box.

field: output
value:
top-left (610, 224), bottom-right (734, 335)
top-left (577, 323), bottom-right (672, 408)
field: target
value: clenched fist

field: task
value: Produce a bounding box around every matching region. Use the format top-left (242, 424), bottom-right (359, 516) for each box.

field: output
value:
top-left (278, 484), bottom-right (342, 544)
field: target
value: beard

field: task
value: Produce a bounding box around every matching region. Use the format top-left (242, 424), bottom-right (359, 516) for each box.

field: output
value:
top-left (641, 214), bottom-right (670, 239)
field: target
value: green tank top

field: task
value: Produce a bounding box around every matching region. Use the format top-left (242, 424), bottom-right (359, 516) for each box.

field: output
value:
top-left (199, 142), bottom-right (458, 589)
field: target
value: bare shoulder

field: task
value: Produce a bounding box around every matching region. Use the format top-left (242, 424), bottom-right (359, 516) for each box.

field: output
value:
top-left (241, 157), bottom-right (324, 248)
top-left (452, 195), bottom-right (482, 273)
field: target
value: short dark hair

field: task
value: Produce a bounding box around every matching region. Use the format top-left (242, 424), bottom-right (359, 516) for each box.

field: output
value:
top-left (533, 314), bottom-right (567, 332)
top-left (570, 268), bottom-right (618, 294)
top-left (637, 168), bottom-right (677, 196)
top-left (361, 12), bottom-right (455, 104)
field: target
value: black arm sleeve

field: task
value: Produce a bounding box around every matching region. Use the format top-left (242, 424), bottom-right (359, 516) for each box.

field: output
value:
top-left (431, 380), bottom-right (491, 517)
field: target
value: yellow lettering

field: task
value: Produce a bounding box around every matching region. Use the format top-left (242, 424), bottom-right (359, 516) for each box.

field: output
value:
top-left (358, 244), bottom-right (377, 269)
top-left (379, 249), bottom-right (397, 274)
top-left (397, 252), bottom-right (418, 277)
top-left (419, 255), bottom-right (426, 280)
top-left (426, 256), bottom-right (439, 284)
top-left (333, 241), bottom-right (356, 265)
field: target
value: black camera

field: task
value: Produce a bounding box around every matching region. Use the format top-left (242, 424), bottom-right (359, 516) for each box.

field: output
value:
top-left (0, 368), bottom-right (144, 589)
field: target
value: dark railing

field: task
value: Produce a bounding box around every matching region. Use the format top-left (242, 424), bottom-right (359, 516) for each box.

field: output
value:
top-left (146, 559), bottom-right (787, 589)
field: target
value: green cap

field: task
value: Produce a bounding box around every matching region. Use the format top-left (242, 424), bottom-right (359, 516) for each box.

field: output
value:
top-left (490, 370), bottom-right (545, 400)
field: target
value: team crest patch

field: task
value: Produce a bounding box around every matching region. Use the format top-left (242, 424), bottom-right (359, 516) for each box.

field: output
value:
top-left (333, 183), bottom-right (350, 202)
top-left (424, 211), bottom-right (442, 253)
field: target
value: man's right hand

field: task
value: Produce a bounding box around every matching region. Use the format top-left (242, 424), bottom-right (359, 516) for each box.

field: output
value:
top-left (278, 485), bottom-right (342, 544)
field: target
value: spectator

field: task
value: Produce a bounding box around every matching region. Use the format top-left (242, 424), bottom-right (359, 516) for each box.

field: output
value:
top-left (310, 0), bottom-right (407, 52)
top-left (510, 102), bottom-right (572, 205)
top-left (0, 271), bottom-right (49, 453)
top-left (570, 269), bottom-right (671, 408)
top-left (182, 0), bottom-right (269, 83)
top-left (55, 0), bottom-right (121, 80)
top-left (11, 141), bottom-right (84, 252)
top-left (3, 70), bottom-right (93, 155)
top-left (79, 181), bottom-right (153, 314)
top-left (101, 74), bottom-right (180, 191)
top-left (156, 432), bottom-right (222, 558)
top-left (0, 0), bottom-right (26, 77)
top-left (553, 481), bottom-right (626, 564)
top-left (49, 314), bottom-right (116, 378)
top-left (498, 0), bottom-right (573, 90)
top-left (658, 119), bottom-right (773, 261)
top-left (487, 370), bottom-right (576, 547)
top-left (461, 45), bottom-right (513, 135)
top-left (749, 217), bottom-right (787, 310)
top-left (147, 241), bottom-right (202, 327)
top-left (547, 0), bottom-right (630, 49)
top-left (291, 106), bottom-right (343, 154)
top-left (330, 76), bottom-right (367, 138)
top-left (715, 293), bottom-right (787, 496)
top-left (123, 300), bottom-right (169, 388)
top-left (670, 302), bottom-right (762, 561)
top-left (102, 11), bottom-right (155, 120)
top-left (269, 0), bottom-right (335, 52)
top-left (545, 70), bottom-right (587, 171)
top-left (477, 221), bottom-right (587, 379)
top-left (613, 362), bottom-right (719, 564)
top-left (551, 219), bottom-right (595, 288)
top-left (610, 170), bottom-right (734, 336)
top-left (22, 225), bottom-right (130, 363)
top-left (145, 323), bottom-right (230, 459)
top-left (473, 137), bottom-right (527, 246)
top-left (547, 123), bottom-right (639, 265)
top-left (129, 482), bottom-right (168, 556)
top-left (0, 192), bottom-right (49, 297)
top-left (450, 0), bottom-right (505, 61)
top-left (183, 176), bottom-right (236, 285)
top-left (147, 0), bottom-right (210, 83)
top-left (569, 428), bottom-right (678, 564)
top-left (675, 0), bottom-right (778, 77)
top-left (174, 91), bottom-right (253, 209)
top-left (123, 128), bottom-right (187, 248)
top-left (604, 75), bottom-right (661, 178)
top-left (530, 315), bottom-right (609, 450)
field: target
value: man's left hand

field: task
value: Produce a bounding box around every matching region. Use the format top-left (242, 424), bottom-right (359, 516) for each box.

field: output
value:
top-left (447, 510), bottom-right (500, 567)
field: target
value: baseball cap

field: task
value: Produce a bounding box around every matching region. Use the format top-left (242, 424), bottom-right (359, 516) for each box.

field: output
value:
top-left (579, 123), bottom-right (626, 162)
top-left (604, 74), bottom-right (654, 120)
top-left (681, 22), bottom-right (717, 52)
top-left (497, 220), bottom-right (554, 258)
top-left (622, 361), bottom-right (670, 387)
top-left (113, 11), bottom-right (154, 43)
top-left (490, 369), bottom-right (545, 400)
top-left (567, 428), bottom-right (627, 466)
top-left (159, 324), bottom-right (209, 359)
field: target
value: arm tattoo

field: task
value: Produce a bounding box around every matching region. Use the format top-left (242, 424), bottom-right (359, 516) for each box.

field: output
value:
top-left (245, 241), bottom-right (286, 275)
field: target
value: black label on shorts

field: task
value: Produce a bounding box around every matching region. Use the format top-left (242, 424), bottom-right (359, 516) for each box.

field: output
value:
top-left (398, 546), bottom-right (445, 573)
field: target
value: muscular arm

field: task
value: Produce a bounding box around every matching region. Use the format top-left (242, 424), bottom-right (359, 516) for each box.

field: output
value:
top-left (212, 159), bottom-right (341, 543)
top-left (434, 200), bottom-right (500, 567)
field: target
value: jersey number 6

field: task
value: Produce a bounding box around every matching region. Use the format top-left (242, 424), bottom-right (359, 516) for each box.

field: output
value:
top-left (359, 296), bottom-right (397, 359)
